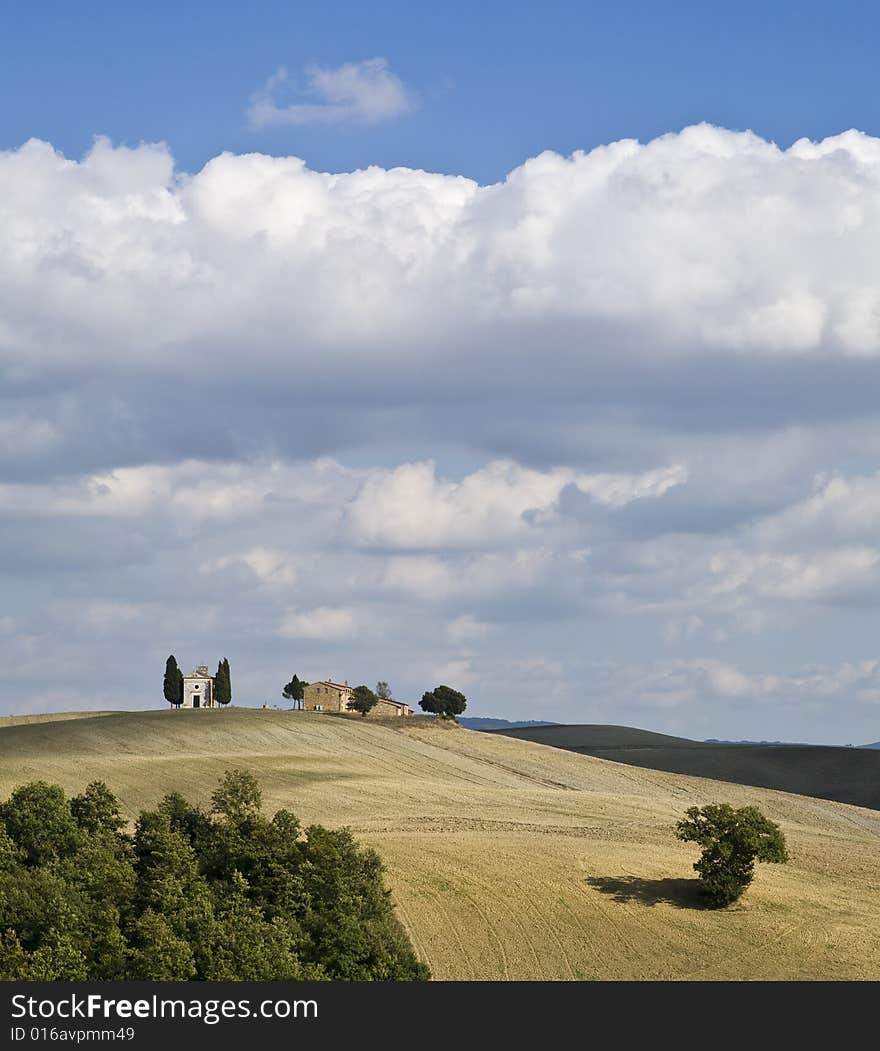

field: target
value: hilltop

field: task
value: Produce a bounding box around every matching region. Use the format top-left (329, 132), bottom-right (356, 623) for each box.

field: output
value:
top-left (0, 708), bottom-right (878, 980)
top-left (486, 724), bottom-right (880, 811)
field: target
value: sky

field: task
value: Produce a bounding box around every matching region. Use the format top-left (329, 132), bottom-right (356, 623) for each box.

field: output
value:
top-left (3, 3), bottom-right (880, 743)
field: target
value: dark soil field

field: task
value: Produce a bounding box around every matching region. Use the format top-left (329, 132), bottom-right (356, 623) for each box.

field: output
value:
top-left (485, 724), bottom-right (880, 811)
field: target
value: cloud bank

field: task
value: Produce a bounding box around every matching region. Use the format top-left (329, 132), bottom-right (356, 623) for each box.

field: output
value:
top-left (4, 125), bottom-right (880, 741)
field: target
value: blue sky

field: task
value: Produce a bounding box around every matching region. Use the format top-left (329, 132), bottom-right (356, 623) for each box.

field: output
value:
top-left (4, 3), bottom-right (880, 743)
top-left (3, 1), bottom-right (879, 181)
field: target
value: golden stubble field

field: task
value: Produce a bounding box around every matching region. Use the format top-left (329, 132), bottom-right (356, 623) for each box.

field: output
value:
top-left (1, 708), bottom-right (878, 980)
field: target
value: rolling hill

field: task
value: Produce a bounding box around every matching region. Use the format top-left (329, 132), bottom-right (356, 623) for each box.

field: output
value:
top-left (457, 717), bottom-right (558, 730)
top-left (0, 708), bottom-right (878, 980)
top-left (486, 724), bottom-right (880, 811)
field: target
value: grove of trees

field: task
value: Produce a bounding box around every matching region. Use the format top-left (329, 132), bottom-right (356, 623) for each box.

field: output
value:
top-left (675, 803), bottom-right (789, 907)
top-left (0, 772), bottom-right (430, 981)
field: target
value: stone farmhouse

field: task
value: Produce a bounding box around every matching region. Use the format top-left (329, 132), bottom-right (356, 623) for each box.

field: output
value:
top-left (302, 679), bottom-right (413, 717)
top-left (182, 665), bottom-right (216, 708)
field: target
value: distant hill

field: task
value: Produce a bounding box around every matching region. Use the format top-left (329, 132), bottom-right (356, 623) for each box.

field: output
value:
top-left (705, 738), bottom-right (788, 745)
top-left (863, 742), bottom-right (880, 750)
top-left (458, 717), bottom-right (558, 730)
top-left (485, 723), bottom-right (880, 811)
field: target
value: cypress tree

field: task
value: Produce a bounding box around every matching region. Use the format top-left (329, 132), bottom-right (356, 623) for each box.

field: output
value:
top-left (214, 659), bottom-right (224, 708)
top-left (163, 656), bottom-right (184, 709)
top-left (215, 658), bottom-right (231, 708)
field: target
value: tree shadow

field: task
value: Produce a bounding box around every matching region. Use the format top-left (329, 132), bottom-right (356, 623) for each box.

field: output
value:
top-left (586, 875), bottom-right (704, 909)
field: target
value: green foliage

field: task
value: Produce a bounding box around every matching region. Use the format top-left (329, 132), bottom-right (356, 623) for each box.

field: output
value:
top-left (419, 684), bottom-right (467, 718)
top-left (0, 781), bottom-right (81, 866)
top-left (0, 928), bottom-right (89, 981)
top-left (215, 657), bottom-right (232, 707)
top-left (210, 769), bottom-right (262, 827)
top-left (163, 655), bottom-right (184, 708)
top-left (283, 674), bottom-right (307, 703)
top-left (676, 803), bottom-right (789, 907)
top-left (0, 773), bottom-right (429, 981)
top-left (375, 681), bottom-right (392, 701)
top-left (300, 825), bottom-right (430, 980)
top-left (128, 911), bottom-right (196, 980)
top-left (70, 780), bottom-right (126, 835)
top-left (0, 824), bottom-right (22, 872)
top-left (350, 684), bottom-right (378, 717)
top-left (158, 791), bottom-right (214, 857)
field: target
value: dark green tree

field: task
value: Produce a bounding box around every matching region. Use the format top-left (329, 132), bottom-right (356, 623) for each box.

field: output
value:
top-left (350, 685), bottom-right (378, 717)
top-left (131, 810), bottom-right (216, 974)
top-left (301, 825), bottom-right (430, 980)
top-left (0, 781), bottom-right (81, 866)
top-left (419, 684), bottom-right (467, 719)
top-left (283, 674), bottom-right (307, 707)
top-left (375, 681), bottom-right (392, 701)
top-left (676, 803), bottom-right (789, 908)
top-left (70, 781), bottom-right (126, 836)
top-left (163, 655), bottom-right (184, 709)
top-left (202, 873), bottom-right (308, 980)
top-left (158, 792), bottom-right (215, 857)
top-left (214, 657), bottom-right (232, 707)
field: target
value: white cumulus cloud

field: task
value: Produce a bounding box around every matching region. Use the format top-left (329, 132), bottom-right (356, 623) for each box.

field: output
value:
top-left (347, 459), bottom-right (686, 549)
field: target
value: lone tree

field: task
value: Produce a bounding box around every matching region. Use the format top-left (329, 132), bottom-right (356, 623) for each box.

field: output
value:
top-left (214, 658), bottom-right (232, 708)
top-left (676, 803), bottom-right (789, 908)
top-left (163, 655), bottom-right (184, 709)
top-left (419, 685), bottom-right (467, 719)
top-left (283, 674), bottom-right (307, 707)
top-left (350, 685), bottom-right (378, 718)
top-left (375, 681), bottom-right (392, 701)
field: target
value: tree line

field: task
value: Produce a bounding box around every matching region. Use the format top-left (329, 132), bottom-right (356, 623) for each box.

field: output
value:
top-left (0, 771), bottom-right (429, 980)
